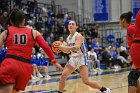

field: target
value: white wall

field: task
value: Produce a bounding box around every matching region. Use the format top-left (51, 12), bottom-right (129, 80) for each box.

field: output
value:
top-left (110, 0), bottom-right (121, 22)
top-left (121, 0), bottom-right (132, 13)
top-left (84, 0), bottom-right (93, 22)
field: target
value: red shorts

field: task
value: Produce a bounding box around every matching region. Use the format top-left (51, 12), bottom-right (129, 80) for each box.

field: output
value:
top-left (130, 43), bottom-right (140, 68)
top-left (0, 58), bottom-right (33, 90)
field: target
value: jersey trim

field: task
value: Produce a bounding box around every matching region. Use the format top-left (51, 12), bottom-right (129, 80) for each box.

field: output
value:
top-left (6, 54), bottom-right (31, 63)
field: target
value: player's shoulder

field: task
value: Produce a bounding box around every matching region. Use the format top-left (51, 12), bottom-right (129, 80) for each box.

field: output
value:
top-left (77, 32), bottom-right (84, 39)
top-left (129, 23), bottom-right (135, 27)
top-left (0, 30), bottom-right (7, 36)
top-left (32, 29), bottom-right (41, 34)
top-left (32, 29), bottom-right (38, 32)
top-left (128, 23), bottom-right (136, 31)
top-left (32, 29), bottom-right (42, 38)
top-left (77, 32), bottom-right (83, 37)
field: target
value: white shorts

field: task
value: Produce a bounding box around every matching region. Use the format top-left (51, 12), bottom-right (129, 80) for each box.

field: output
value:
top-left (68, 56), bottom-right (87, 69)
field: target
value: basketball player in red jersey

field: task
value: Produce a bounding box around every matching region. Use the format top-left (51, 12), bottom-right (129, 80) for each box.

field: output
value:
top-left (0, 9), bottom-right (63, 93)
top-left (120, 11), bottom-right (136, 47)
top-left (120, 11), bottom-right (140, 93)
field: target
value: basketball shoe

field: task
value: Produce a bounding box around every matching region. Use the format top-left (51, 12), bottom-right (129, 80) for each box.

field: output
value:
top-left (103, 88), bottom-right (111, 93)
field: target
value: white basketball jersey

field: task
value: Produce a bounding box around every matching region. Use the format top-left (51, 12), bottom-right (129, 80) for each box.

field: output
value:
top-left (67, 32), bottom-right (87, 57)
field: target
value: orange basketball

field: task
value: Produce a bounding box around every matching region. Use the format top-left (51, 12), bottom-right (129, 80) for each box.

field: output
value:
top-left (52, 41), bottom-right (62, 53)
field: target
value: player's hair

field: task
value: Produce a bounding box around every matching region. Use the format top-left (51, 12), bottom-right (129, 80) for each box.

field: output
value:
top-left (69, 20), bottom-right (78, 26)
top-left (7, 9), bottom-right (26, 27)
top-left (120, 11), bottom-right (133, 24)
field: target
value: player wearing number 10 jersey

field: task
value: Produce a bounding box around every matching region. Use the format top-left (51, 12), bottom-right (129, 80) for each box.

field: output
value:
top-left (0, 9), bottom-right (63, 93)
top-left (5, 26), bottom-right (35, 59)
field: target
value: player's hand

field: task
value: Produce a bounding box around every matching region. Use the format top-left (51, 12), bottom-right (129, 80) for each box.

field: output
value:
top-left (53, 63), bottom-right (63, 72)
top-left (53, 41), bottom-right (62, 48)
top-left (57, 66), bottom-right (63, 72)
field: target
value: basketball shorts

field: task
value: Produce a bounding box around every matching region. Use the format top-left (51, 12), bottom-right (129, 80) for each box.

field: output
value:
top-left (68, 56), bottom-right (87, 69)
top-left (0, 58), bottom-right (33, 91)
top-left (128, 69), bottom-right (140, 87)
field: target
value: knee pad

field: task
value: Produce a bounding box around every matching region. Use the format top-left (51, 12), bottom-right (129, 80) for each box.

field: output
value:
top-left (128, 69), bottom-right (140, 87)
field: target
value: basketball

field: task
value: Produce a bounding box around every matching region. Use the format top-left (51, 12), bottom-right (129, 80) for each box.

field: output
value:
top-left (52, 41), bottom-right (62, 53)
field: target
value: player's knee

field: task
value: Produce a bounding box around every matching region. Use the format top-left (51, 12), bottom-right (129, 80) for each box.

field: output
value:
top-left (128, 70), bottom-right (140, 87)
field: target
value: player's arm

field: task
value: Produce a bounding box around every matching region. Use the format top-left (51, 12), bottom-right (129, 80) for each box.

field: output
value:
top-left (33, 30), bottom-right (63, 71)
top-left (59, 34), bottom-right (84, 52)
top-left (0, 30), bottom-right (7, 49)
top-left (60, 38), bottom-right (70, 54)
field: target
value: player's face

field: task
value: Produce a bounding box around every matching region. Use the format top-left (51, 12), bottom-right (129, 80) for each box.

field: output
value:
top-left (119, 19), bottom-right (126, 28)
top-left (68, 21), bottom-right (77, 32)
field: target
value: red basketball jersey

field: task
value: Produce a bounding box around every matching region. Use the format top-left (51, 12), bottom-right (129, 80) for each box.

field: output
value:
top-left (135, 10), bottom-right (140, 40)
top-left (127, 23), bottom-right (136, 47)
top-left (5, 26), bottom-right (35, 60)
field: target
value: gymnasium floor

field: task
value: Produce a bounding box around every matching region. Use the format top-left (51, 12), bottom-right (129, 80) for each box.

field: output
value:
top-left (21, 68), bottom-right (131, 93)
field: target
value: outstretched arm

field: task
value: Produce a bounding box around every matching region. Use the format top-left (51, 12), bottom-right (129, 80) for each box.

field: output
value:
top-left (33, 30), bottom-right (63, 71)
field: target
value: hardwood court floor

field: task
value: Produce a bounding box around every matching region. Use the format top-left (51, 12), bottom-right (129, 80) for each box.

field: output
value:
top-left (21, 68), bottom-right (130, 93)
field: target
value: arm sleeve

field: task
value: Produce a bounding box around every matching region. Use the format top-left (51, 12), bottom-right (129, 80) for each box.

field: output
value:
top-left (36, 35), bottom-right (56, 64)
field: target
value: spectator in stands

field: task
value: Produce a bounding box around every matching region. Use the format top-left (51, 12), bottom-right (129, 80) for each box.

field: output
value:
top-left (14, 0), bottom-right (22, 9)
top-left (30, 0), bottom-right (38, 13)
top-left (21, 0), bottom-right (28, 6)
top-left (119, 43), bottom-right (129, 59)
top-left (109, 46), bottom-right (125, 68)
top-left (0, 11), bottom-right (8, 29)
top-left (34, 15), bottom-right (43, 31)
top-left (90, 38), bottom-right (100, 55)
top-left (47, 7), bottom-right (52, 17)
top-left (31, 64), bottom-right (43, 80)
top-left (46, 35), bottom-right (52, 46)
top-left (1, 0), bottom-right (8, 11)
top-left (101, 47), bottom-right (112, 69)
top-left (113, 39), bottom-right (120, 48)
top-left (88, 48), bottom-right (102, 72)
top-left (26, 20), bottom-right (34, 29)
top-left (90, 23), bottom-right (99, 40)
top-left (49, 17), bottom-right (55, 32)
top-left (31, 48), bottom-right (50, 80)
top-left (37, 48), bottom-right (51, 79)
top-left (87, 48), bottom-right (95, 72)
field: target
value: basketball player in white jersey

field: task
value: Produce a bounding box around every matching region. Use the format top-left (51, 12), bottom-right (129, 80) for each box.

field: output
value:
top-left (57, 20), bottom-right (111, 93)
